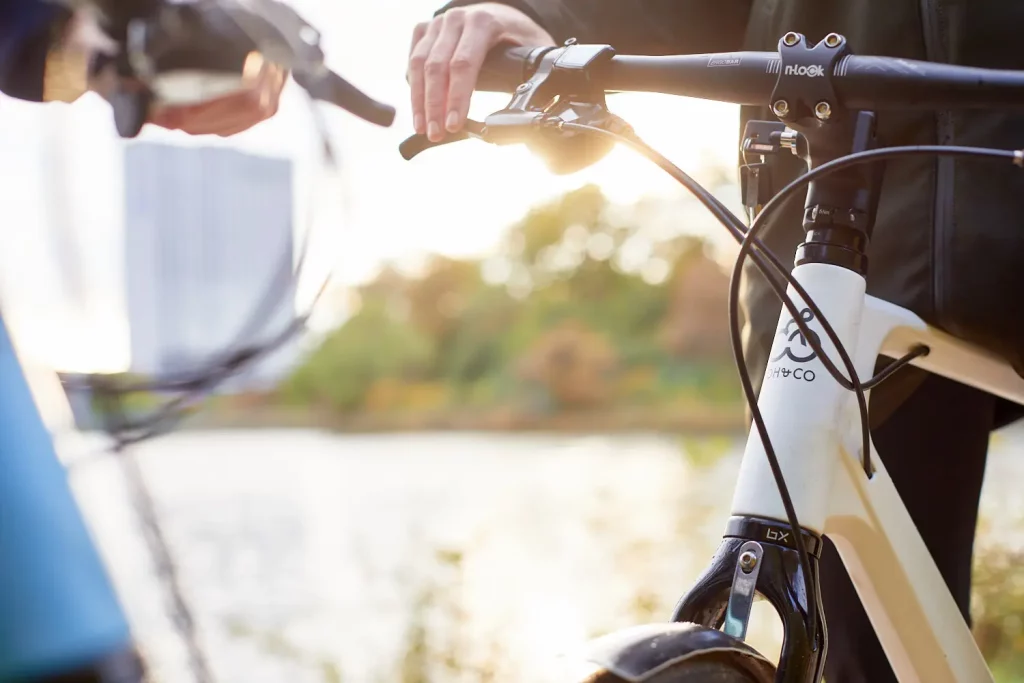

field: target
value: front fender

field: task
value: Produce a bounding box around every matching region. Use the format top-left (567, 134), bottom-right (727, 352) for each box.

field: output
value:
top-left (581, 622), bottom-right (774, 682)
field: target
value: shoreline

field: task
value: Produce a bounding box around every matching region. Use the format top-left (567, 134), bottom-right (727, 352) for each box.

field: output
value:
top-left (180, 404), bottom-right (747, 435)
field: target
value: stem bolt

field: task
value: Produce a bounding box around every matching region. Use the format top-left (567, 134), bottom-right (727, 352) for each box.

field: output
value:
top-left (739, 551), bottom-right (759, 574)
top-left (772, 99), bottom-right (790, 118)
top-left (515, 82), bottom-right (531, 94)
top-left (783, 32), bottom-right (800, 46)
top-left (825, 33), bottom-right (843, 48)
top-left (815, 101), bottom-right (832, 120)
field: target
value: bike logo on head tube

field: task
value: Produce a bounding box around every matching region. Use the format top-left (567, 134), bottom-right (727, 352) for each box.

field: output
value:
top-left (770, 308), bottom-right (820, 364)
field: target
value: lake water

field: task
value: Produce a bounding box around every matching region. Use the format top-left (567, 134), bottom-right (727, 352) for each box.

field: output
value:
top-left (62, 427), bottom-right (1024, 683)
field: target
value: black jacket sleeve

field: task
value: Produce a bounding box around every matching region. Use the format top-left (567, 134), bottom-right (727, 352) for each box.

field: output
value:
top-left (0, 0), bottom-right (70, 102)
top-left (437, 0), bottom-right (752, 55)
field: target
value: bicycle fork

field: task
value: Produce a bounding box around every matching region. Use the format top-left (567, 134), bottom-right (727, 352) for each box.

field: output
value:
top-left (673, 104), bottom-right (883, 681)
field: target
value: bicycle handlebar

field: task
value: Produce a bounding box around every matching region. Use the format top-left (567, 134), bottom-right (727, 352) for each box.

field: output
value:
top-left (479, 40), bottom-right (1024, 111)
top-left (402, 32), bottom-right (1024, 186)
top-left (293, 69), bottom-right (396, 127)
top-left (84, 0), bottom-right (395, 137)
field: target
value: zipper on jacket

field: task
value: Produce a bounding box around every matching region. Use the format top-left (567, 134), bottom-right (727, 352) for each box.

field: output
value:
top-left (920, 0), bottom-right (956, 332)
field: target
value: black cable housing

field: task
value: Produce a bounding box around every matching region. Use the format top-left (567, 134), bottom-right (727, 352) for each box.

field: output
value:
top-left (559, 119), bottom-right (1020, 650)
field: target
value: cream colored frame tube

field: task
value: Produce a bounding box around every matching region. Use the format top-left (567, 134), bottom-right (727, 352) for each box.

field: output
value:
top-left (729, 258), bottom-right (1024, 681)
top-left (824, 295), bottom-right (1024, 683)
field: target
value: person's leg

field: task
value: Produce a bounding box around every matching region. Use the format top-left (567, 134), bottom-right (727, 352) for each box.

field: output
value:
top-left (820, 372), bottom-right (994, 682)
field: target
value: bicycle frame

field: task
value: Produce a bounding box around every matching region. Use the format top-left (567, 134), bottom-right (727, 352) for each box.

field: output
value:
top-left (414, 30), bottom-right (1024, 683)
top-left (0, 313), bottom-right (137, 680)
top-left (728, 257), bottom-right (1024, 682)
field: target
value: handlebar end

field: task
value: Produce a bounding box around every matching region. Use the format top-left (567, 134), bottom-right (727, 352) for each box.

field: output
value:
top-left (399, 134), bottom-right (430, 160)
top-left (370, 103), bottom-right (398, 128)
top-left (295, 69), bottom-right (396, 127)
top-left (399, 129), bottom-right (476, 160)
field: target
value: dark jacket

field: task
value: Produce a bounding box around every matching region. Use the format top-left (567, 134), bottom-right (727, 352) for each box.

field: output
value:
top-left (443, 0), bottom-right (1024, 426)
top-left (0, 0), bottom-right (66, 101)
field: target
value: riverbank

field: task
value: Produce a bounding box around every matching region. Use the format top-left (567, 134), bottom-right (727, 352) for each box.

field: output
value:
top-left (181, 402), bottom-right (747, 435)
top-left (69, 429), bottom-right (1024, 681)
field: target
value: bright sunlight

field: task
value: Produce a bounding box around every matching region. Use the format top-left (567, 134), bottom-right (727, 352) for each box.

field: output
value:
top-left (0, 0), bottom-right (739, 374)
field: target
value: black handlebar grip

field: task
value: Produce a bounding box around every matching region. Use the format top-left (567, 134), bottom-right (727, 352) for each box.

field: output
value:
top-left (399, 134), bottom-right (433, 160)
top-left (295, 70), bottom-right (396, 127)
top-left (477, 45), bottom-right (550, 92)
top-left (399, 130), bottom-right (475, 160)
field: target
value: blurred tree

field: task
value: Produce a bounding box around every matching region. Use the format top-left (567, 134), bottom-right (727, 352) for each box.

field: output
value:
top-left (506, 183), bottom-right (607, 268)
top-left (971, 534), bottom-right (1024, 667)
top-left (405, 256), bottom-right (482, 341)
top-left (661, 249), bottom-right (732, 361)
top-left (497, 184), bottom-right (673, 356)
top-left (281, 174), bottom-right (744, 419)
top-left (518, 319), bottom-right (618, 410)
top-left (443, 285), bottom-right (521, 385)
top-left (280, 299), bottom-right (433, 411)
top-left (359, 263), bottom-right (412, 321)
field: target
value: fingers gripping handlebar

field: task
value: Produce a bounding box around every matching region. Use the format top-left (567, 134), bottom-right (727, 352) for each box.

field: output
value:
top-left (474, 44), bottom-right (547, 92)
top-left (84, 0), bottom-right (395, 137)
top-left (400, 43), bottom-right (634, 175)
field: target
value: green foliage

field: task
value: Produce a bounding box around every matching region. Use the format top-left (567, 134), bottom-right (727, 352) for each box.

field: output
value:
top-left (440, 285), bottom-right (519, 385)
top-left (678, 435), bottom-right (735, 468)
top-left (69, 372), bottom-right (167, 432)
top-left (224, 616), bottom-right (344, 681)
top-left (280, 182), bottom-right (742, 418)
top-left (973, 535), bottom-right (1024, 677)
top-left (279, 299), bottom-right (434, 412)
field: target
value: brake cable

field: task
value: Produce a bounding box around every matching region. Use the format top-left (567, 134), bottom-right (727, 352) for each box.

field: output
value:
top-left (66, 147), bottom-right (334, 682)
top-left (61, 105), bottom-right (336, 683)
top-left (404, 111), bottom-right (827, 645)
top-left (61, 0), bottom-right (364, 448)
top-left (405, 92), bottom-right (1024, 650)
top-left (50, 4), bottom-right (385, 679)
top-left (555, 121), bottom-right (1017, 648)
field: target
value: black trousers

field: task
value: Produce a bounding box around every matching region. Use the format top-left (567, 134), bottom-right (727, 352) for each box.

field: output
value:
top-left (820, 372), bottom-right (1009, 682)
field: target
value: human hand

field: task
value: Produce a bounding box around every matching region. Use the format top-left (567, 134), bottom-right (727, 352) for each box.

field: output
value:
top-left (408, 2), bottom-right (554, 142)
top-left (60, 8), bottom-right (286, 137)
top-left (146, 57), bottom-right (287, 137)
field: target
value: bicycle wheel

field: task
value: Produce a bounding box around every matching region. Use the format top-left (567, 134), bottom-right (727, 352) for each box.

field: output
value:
top-left (583, 653), bottom-right (776, 682)
top-left (579, 623), bottom-right (776, 683)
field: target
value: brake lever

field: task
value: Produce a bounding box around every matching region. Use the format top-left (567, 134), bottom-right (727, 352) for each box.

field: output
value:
top-left (217, 0), bottom-right (395, 126)
top-left (96, 0), bottom-right (394, 137)
top-left (399, 102), bottom-right (630, 177)
top-left (217, 0), bottom-right (324, 71)
top-left (294, 70), bottom-right (395, 127)
top-left (399, 119), bottom-right (487, 160)
top-left (400, 42), bottom-right (624, 173)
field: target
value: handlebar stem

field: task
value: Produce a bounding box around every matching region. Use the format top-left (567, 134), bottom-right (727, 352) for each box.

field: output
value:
top-left (769, 32), bottom-right (850, 125)
top-left (746, 33), bottom-right (885, 276)
top-left (793, 110), bottom-right (882, 275)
